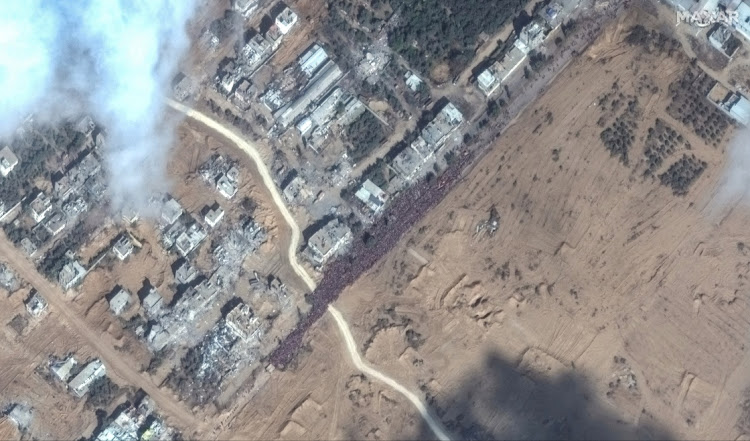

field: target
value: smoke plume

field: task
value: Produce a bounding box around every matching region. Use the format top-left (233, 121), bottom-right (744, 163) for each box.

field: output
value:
top-left (0, 0), bottom-right (197, 209)
top-left (709, 128), bottom-right (750, 217)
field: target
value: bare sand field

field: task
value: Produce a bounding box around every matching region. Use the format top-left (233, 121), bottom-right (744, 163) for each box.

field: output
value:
top-left (218, 9), bottom-right (750, 440)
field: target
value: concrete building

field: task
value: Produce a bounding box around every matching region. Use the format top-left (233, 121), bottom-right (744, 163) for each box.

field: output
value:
top-left (0, 146), bottom-right (19, 177)
top-left (174, 260), bottom-right (198, 285)
top-left (59, 261), bottom-right (86, 290)
top-left (707, 82), bottom-right (750, 125)
top-left (477, 66), bottom-right (501, 97)
top-left (108, 288), bottom-right (131, 316)
top-left (275, 7), bottom-right (298, 34)
top-left (161, 198), bottom-right (183, 226)
top-left (204, 205), bottom-right (225, 228)
top-left (217, 174), bottom-right (238, 199)
top-left (392, 147), bottom-right (424, 181)
top-left (296, 117), bottom-right (313, 135)
top-left (50, 356), bottom-right (78, 382)
top-left (175, 223), bottom-right (207, 257)
top-left (44, 212), bottom-right (66, 236)
top-left (404, 71), bottom-right (424, 92)
top-left (24, 290), bottom-right (47, 317)
top-left (68, 359), bottom-right (106, 397)
top-left (708, 25), bottom-right (741, 57)
top-left (143, 288), bottom-right (165, 317)
top-left (514, 20), bottom-right (549, 54)
top-left (734, 0), bottom-right (750, 41)
top-left (421, 102), bottom-right (464, 148)
top-left (355, 179), bottom-right (388, 213)
top-left (172, 72), bottom-right (195, 102)
top-left (233, 0), bottom-right (259, 17)
top-left (232, 79), bottom-right (255, 110)
top-left (298, 44), bottom-right (329, 77)
top-left (112, 234), bottom-right (134, 260)
top-left (275, 61), bottom-right (343, 127)
top-left (225, 302), bottom-right (260, 342)
top-left (309, 88), bottom-right (345, 128)
top-left (307, 218), bottom-right (352, 265)
top-left (20, 238), bottom-right (37, 257)
top-left (494, 46), bottom-right (526, 84)
top-left (29, 192), bottom-right (52, 223)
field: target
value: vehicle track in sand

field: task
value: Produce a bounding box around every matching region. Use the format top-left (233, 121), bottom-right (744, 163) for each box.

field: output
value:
top-left (166, 98), bottom-right (451, 441)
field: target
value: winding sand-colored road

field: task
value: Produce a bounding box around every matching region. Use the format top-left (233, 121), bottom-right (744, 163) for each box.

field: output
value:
top-left (166, 99), bottom-right (451, 440)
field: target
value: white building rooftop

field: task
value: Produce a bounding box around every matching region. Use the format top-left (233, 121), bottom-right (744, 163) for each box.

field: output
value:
top-left (0, 146), bottom-right (19, 177)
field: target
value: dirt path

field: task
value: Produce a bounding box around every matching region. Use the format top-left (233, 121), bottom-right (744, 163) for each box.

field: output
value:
top-left (0, 234), bottom-right (196, 430)
top-left (166, 98), bottom-right (316, 292)
top-left (166, 99), bottom-right (452, 440)
top-left (327, 306), bottom-right (451, 441)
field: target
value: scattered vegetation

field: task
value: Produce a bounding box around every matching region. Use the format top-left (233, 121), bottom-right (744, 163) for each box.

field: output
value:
top-left (599, 99), bottom-right (639, 166)
top-left (87, 376), bottom-right (121, 408)
top-left (387, 0), bottom-right (525, 76)
top-left (625, 25), bottom-right (682, 56)
top-left (345, 111), bottom-right (387, 162)
top-left (659, 154), bottom-right (707, 195)
top-left (666, 68), bottom-right (730, 147)
top-left (642, 118), bottom-right (689, 177)
top-left (38, 222), bottom-right (88, 279)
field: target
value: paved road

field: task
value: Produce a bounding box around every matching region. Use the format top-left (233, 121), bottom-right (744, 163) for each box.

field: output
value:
top-left (0, 234), bottom-right (196, 429)
top-left (166, 99), bottom-right (452, 440)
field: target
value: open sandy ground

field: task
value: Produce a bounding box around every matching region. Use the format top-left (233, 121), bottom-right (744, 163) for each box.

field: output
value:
top-left (218, 8), bottom-right (750, 440)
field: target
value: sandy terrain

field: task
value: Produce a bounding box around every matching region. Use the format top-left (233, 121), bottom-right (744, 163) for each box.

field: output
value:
top-left (216, 9), bottom-right (750, 440)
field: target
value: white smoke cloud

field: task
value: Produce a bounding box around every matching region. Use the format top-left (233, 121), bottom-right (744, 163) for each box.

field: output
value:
top-left (709, 128), bottom-right (750, 217)
top-left (0, 0), bottom-right (197, 209)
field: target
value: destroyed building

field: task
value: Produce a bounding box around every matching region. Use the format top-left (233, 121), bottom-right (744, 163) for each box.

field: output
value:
top-left (175, 222), bottom-right (207, 257)
top-left (94, 396), bottom-right (174, 441)
top-left (6, 404), bottom-right (32, 432)
top-left (708, 25), bottom-right (741, 58)
top-left (170, 300), bottom-right (266, 404)
top-left (421, 102), bottom-right (464, 148)
top-left (172, 72), bottom-right (196, 102)
top-left (306, 218), bottom-right (352, 265)
top-left (24, 290), bottom-right (47, 317)
top-left (58, 261), bottom-right (86, 290)
top-left (708, 81), bottom-right (750, 126)
top-left (28, 192), bottom-right (52, 223)
top-left (0, 263), bottom-right (19, 292)
top-left (140, 275), bottom-right (228, 353)
top-left (212, 217), bottom-right (267, 280)
top-left (174, 260), bottom-right (198, 285)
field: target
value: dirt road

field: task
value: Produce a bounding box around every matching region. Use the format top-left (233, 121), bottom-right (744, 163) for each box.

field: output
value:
top-left (327, 306), bottom-right (451, 441)
top-left (0, 234), bottom-right (196, 430)
top-left (166, 99), bottom-right (452, 440)
top-left (166, 98), bottom-right (316, 292)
